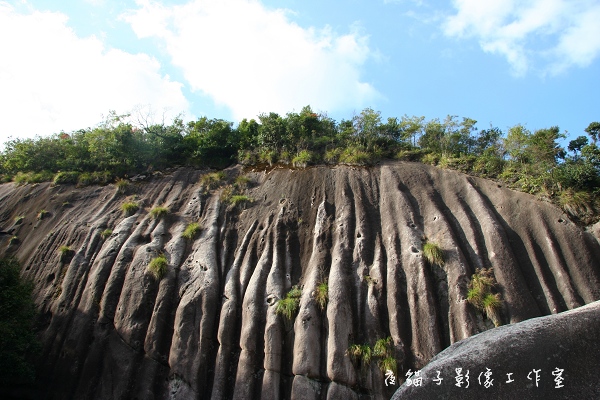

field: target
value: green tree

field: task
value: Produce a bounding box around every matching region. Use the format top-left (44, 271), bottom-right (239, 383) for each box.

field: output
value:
top-left (585, 122), bottom-right (600, 144)
top-left (0, 258), bottom-right (39, 386)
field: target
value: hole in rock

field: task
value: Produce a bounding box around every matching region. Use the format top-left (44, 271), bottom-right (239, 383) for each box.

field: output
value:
top-left (558, 219), bottom-right (564, 223)
top-left (47, 273), bottom-right (55, 283)
top-left (411, 246), bottom-right (419, 253)
top-left (357, 233), bottom-right (362, 238)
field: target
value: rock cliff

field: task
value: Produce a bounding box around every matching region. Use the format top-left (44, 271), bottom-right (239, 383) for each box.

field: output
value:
top-left (1, 161), bottom-right (599, 399)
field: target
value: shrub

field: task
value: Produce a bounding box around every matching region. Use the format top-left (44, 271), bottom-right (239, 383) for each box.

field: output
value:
top-left (422, 153), bottom-right (439, 166)
top-left (121, 202), bottom-right (139, 216)
top-left (275, 286), bottom-right (302, 321)
top-left (467, 268), bottom-right (503, 327)
top-left (229, 195), bottom-right (253, 209)
top-left (0, 257), bottom-right (39, 386)
top-left (559, 189), bottom-right (595, 222)
top-left (148, 254), bottom-right (168, 280)
top-left (292, 150), bottom-right (314, 168)
top-left (182, 222), bottom-right (200, 240)
top-left (324, 148), bottom-right (342, 164)
top-left (37, 209), bottom-right (49, 220)
top-left (201, 171), bottom-right (226, 190)
top-left (115, 178), bottom-right (129, 194)
top-left (14, 215), bottom-right (24, 225)
top-left (237, 149), bottom-right (258, 166)
top-left (234, 175), bottom-right (251, 189)
top-left (77, 172), bottom-right (93, 186)
top-left (100, 229), bottom-right (113, 240)
top-left (150, 206), bottom-right (169, 219)
top-left (378, 356), bottom-right (398, 375)
top-left (314, 280), bottom-right (328, 310)
top-left (423, 241), bottom-right (444, 266)
top-left (258, 149), bottom-right (278, 166)
top-left (339, 146), bottom-right (376, 166)
top-left (473, 156), bottom-right (505, 178)
top-left (395, 149), bottom-right (428, 162)
top-left (14, 171), bottom-right (54, 184)
top-left (53, 171), bottom-right (80, 185)
top-left (373, 336), bottom-right (393, 358)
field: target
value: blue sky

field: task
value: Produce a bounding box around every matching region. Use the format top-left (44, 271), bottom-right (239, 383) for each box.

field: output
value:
top-left (1, 0), bottom-right (599, 146)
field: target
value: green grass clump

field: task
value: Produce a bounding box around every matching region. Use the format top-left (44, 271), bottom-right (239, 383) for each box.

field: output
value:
top-left (292, 150), bottom-right (314, 168)
top-left (559, 189), bottom-right (595, 222)
top-left (201, 171), bottom-right (226, 190)
top-left (14, 215), bottom-right (25, 225)
top-left (182, 222), bottom-right (201, 240)
top-left (229, 195), bottom-right (253, 208)
top-left (313, 280), bottom-right (329, 310)
top-left (148, 254), bottom-right (168, 280)
top-left (234, 175), bottom-right (251, 189)
top-left (115, 178), bottom-right (129, 194)
top-left (58, 245), bottom-right (73, 262)
top-left (53, 171), bottom-right (80, 185)
top-left (276, 286), bottom-right (302, 321)
top-left (150, 206), bottom-right (170, 219)
top-left (100, 229), bottom-right (113, 240)
top-left (423, 241), bottom-right (444, 266)
top-left (37, 209), bottom-right (49, 220)
top-left (14, 171), bottom-right (54, 184)
top-left (378, 356), bottom-right (398, 375)
top-left (467, 268), bottom-right (503, 327)
top-left (121, 202), bottom-right (139, 216)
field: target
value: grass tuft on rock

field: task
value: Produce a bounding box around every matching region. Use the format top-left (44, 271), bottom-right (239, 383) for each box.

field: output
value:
top-left (467, 268), bottom-right (503, 327)
top-left (100, 229), bottom-right (113, 240)
top-left (423, 241), bottom-right (444, 266)
top-left (150, 206), bottom-right (169, 219)
top-left (182, 222), bottom-right (201, 240)
top-left (276, 286), bottom-right (302, 321)
top-left (148, 254), bottom-right (168, 280)
top-left (121, 202), bottom-right (139, 216)
top-left (313, 280), bottom-right (329, 310)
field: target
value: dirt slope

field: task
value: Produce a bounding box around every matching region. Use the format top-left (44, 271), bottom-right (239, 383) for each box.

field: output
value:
top-left (1, 161), bottom-right (599, 400)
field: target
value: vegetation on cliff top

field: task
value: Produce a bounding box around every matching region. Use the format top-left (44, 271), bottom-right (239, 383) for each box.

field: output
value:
top-left (1, 107), bottom-right (599, 223)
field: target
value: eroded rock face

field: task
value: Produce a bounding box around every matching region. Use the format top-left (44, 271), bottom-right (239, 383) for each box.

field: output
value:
top-left (0, 162), bottom-right (599, 399)
top-left (391, 300), bottom-right (600, 400)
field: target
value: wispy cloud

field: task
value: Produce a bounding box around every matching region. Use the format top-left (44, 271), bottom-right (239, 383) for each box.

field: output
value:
top-left (0, 2), bottom-right (189, 142)
top-left (443, 0), bottom-right (600, 75)
top-left (124, 0), bottom-right (380, 120)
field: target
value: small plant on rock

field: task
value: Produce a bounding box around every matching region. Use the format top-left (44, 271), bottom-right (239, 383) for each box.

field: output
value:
top-left (182, 222), bottom-right (201, 240)
top-left (121, 202), bottom-right (139, 216)
top-left (37, 210), bottom-right (49, 220)
top-left (276, 286), bottom-right (302, 321)
top-left (467, 267), bottom-right (503, 327)
top-left (313, 280), bottom-right (329, 310)
top-left (100, 229), bottom-right (113, 240)
top-left (115, 178), bottom-right (129, 195)
top-left (150, 206), bottom-right (169, 219)
top-left (148, 254), bottom-right (168, 280)
top-left (14, 215), bottom-right (25, 225)
top-left (229, 195), bottom-right (253, 209)
top-left (9, 236), bottom-right (19, 245)
top-left (423, 241), bottom-right (444, 266)
top-left (201, 171), bottom-right (226, 190)
top-left (58, 245), bottom-right (73, 262)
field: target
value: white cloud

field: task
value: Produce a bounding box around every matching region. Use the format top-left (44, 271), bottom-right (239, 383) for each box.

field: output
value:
top-left (443, 0), bottom-right (600, 75)
top-left (0, 2), bottom-right (189, 144)
top-left (124, 0), bottom-right (380, 120)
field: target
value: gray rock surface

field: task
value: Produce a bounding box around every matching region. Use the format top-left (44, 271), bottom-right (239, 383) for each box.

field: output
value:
top-left (0, 162), bottom-right (599, 399)
top-left (392, 300), bottom-right (600, 399)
